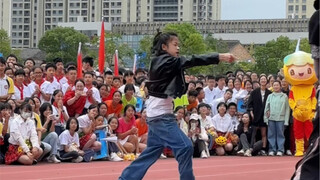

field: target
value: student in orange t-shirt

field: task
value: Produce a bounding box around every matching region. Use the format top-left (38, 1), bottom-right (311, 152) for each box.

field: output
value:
top-left (135, 108), bottom-right (148, 144)
top-left (186, 90), bottom-right (199, 112)
top-left (105, 91), bottom-right (123, 118)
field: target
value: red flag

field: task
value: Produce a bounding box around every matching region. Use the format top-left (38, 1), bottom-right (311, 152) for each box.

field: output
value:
top-left (98, 21), bottom-right (105, 75)
top-left (77, 42), bottom-right (82, 78)
top-left (114, 50), bottom-right (119, 76)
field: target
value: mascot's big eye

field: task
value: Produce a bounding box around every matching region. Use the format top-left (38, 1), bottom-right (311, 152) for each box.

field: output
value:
top-left (290, 69), bottom-right (295, 75)
top-left (307, 68), bottom-right (312, 74)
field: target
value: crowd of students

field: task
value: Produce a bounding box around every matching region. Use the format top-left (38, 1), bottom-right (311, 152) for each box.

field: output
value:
top-left (0, 54), bottom-right (319, 165)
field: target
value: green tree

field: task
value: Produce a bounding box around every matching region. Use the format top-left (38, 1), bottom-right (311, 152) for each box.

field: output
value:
top-left (205, 34), bottom-right (229, 53)
top-left (104, 32), bottom-right (134, 67)
top-left (253, 36), bottom-right (310, 74)
top-left (38, 27), bottom-right (89, 63)
top-left (0, 29), bottom-right (11, 57)
top-left (137, 35), bottom-right (153, 67)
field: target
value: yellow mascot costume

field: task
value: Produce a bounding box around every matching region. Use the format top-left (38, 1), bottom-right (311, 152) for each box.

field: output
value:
top-left (283, 40), bottom-right (318, 157)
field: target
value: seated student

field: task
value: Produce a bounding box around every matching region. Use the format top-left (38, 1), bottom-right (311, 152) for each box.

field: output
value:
top-left (106, 77), bottom-right (122, 101)
top-left (59, 117), bottom-right (84, 163)
top-left (175, 106), bottom-right (188, 136)
top-left (39, 103), bottom-right (61, 163)
top-left (99, 84), bottom-right (111, 102)
top-left (121, 84), bottom-right (137, 113)
top-left (5, 102), bottom-right (43, 165)
top-left (198, 103), bottom-right (214, 131)
top-left (105, 91), bottom-right (123, 118)
top-left (186, 90), bottom-right (199, 112)
top-left (63, 79), bottom-right (87, 118)
top-left (61, 67), bottom-right (77, 95)
top-left (211, 102), bottom-right (234, 156)
top-left (116, 105), bottom-right (146, 156)
top-left (98, 102), bottom-right (109, 122)
top-left (83, 72), bottom-right (101, 114)
top-left (107, 117), bottom-right (127, 160)
top-left (12, 69), bottom-right (28, 106)
top-left (135, 108), bottom-right (148, 145)
top-left (188, 114), bottom-right (209, 158)
top-left (77, 105), bottom-right (101, 152)
top-left (94, 115), bottom-right (123, 162)
top-left (51, 90), bottom-right (69, 135)
top-left (210, 89), bottom-right (234, 116)
top-left (236, 112), bottom-right (263, 157)
top-left (0, 103), bottom-right (11, 159)
top-left (227, 102), bottom-right (239, 132)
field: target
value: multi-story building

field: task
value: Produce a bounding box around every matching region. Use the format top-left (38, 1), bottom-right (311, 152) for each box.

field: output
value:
top-left (8, 0), bottom-right (221, 48)
top-left (121, 0), bottom-right (221, 23)
top-left (286, 0), bottom-right (315, 19)
top-left (0, 0), bottom-right (11, 34)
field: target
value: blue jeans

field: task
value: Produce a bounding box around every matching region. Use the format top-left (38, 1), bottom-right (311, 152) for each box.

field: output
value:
top-left (268, 120), bottom-right (285, 153)
top-left (119, 114), bottom-right (194, 180)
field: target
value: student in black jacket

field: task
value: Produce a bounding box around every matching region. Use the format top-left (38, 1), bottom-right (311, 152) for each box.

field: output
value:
top-left (118, 32), bottom-right (235, 180)
top-left (247, 75), bottom-right (272, 155)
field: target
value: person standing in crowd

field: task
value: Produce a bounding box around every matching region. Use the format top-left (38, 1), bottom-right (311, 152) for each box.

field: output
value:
top-left (213, 75), bottom-right (227, 100)
top-left (204, 75), bottom-right (216, 103)
top-left (118, 71), bottom-right (141, 97)
top-left (210, 89), bottom-right (233, 116)
top-left (53, 58), bottom-right (67, 86)
top-left (247, 75), bottom-right (272, 155)
top-left (264, 80), bottom-right (290, 156)
top-left (24, 58), bottom-right (35, 70)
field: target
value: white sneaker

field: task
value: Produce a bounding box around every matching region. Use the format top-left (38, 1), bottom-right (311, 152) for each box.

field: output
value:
top-left (160, 153), bottom-right (167, 159)
top-left (72, 156), bottom-right (83, 163)
top-left (47, 155), bottom-right (61, 163)
top-left (286, 150), bottom-right (292, 156)
top-left (201, 150), bottom-right (208, 159)
top-left (268, 151), bottom-right (275, 156)
top-left (237, 149), bottom-right (245, 156)
top-left (276, 151), bottom-right (283, 156)
top-left (244, 149), bottom-right (252, 157)
top-left (110, 152), bottom-right (123, 162)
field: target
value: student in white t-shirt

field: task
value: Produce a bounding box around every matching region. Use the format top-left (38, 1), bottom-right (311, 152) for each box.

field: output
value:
top-left (211, 102), bottom-right (233, 156)
top-left (61, 67), bottom-right (77, 94)
top-left (41, 63), bottom-right (61, 103)
top-left (118, 70), bottom-right (141, 97)
top-left (227, 102), bottom-right (239, 132)
top-left (12, 69), bottom-right (28, 106)
top-left (59, 117), bottom-right (84, 163)
top-left (53, 58), bottom-right (68, 87)
top-left (83, 72), bottom-right (101, 113)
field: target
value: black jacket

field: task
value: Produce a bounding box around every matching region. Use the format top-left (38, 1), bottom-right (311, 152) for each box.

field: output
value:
top-left (145, 53), bottom-right (220, 99)
top-left (247, 88), bottom-right (272, 125)
top-left (309, 10), bottom-right (319, 46)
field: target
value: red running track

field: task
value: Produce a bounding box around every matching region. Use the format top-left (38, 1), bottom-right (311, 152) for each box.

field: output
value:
top-left (0, 156), bottom-right (299, 180)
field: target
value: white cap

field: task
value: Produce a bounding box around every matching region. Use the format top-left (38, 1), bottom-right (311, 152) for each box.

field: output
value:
top-left (190, 113), bottom-right (199, 120)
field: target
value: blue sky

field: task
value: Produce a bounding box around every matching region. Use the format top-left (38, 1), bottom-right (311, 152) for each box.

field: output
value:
top-left (221, 0), bottom-right (286, 20)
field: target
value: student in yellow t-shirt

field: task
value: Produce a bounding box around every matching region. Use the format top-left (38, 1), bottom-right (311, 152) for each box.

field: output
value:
top-left (0, 57), bottom-right (14, 102)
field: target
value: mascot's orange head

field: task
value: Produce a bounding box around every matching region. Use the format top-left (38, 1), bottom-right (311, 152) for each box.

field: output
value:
top-left (283, 40), bottom-right (318, 86)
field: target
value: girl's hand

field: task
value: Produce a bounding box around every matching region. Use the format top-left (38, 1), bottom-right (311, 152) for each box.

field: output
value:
top-left (130, 127), bottom-right (138, 134)
top-left (57, 100), bottom-right (63, 109)
top-left (266, 111), bottom-right (270, 118)
top-left (26, 152), bottom-right (33, 159)
top-left (219, 53), bottom-right (236, 63)
top-left (78, 150), bottom-right (85, 156)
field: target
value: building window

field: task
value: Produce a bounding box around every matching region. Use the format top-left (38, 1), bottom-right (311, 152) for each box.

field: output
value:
top-left (289, 0), bottom-right (293, 2)
top-left (288, 5), bottom-right (293, 12)
top-left (295, 0), bottom-right (299, 2)
top-left (302, 5), bottom-right (306, 12)
top-left (302, 0), bottom-right (306, 2)
top-left (302, 15), bottom-right (306, 18)
top-left (295, 5), bottom-right (299, 12)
